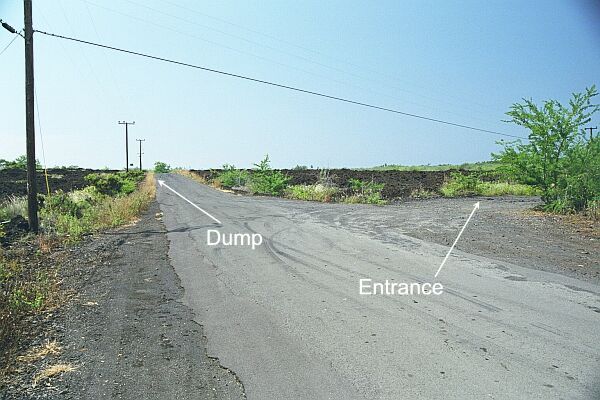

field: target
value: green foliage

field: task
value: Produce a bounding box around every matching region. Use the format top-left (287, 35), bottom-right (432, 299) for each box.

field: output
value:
top-left (345, 179), bottom-right (386, 204)
top-left (367, 161), bottom-right (501, 172)
top-left (154, 161), bottom-right (171, 173)
top-left (0, 155), bottom-right (42, 170)
top-left (39, 174), bottom-right (153, 241)
top-left (440, 173), bottom-right (482, 196)
top-left (214, 164), bottom-right (250, 188)
top-left (440, 172), bottom-right (539, 197)
top-left (494, 86), bottom-right (599, 212)
top-left (9, 288), bottom-right (44, 311)
top-left (248, 155), bottom-right (290, 196)
top-left (285, 184), bottom-right (340, 202)
top-left (85, 171), bottom-right (145, 196)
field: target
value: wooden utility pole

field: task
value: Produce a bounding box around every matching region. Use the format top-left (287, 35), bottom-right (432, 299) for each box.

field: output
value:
top-left (118, 121), bottom-right (135, 171)
top-left (24, 0), bottom-right (38, 232)
top-left (136, 138), bottom-right (145, 170)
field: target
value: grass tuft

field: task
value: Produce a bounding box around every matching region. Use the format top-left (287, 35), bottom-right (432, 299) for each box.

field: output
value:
top-left (0, 196), bottom-right (28, 221)
top-left (32, 363), bottom-right (77, 386)
top-left (17, 340), bottom-right (61, 364)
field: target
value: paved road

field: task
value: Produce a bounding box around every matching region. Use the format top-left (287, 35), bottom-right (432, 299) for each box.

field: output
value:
top-left (156, 173), bottom-right (600, 400)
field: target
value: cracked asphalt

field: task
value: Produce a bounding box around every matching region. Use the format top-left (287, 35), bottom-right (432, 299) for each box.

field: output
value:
top-left (157, 173), bottom-right (600, 400)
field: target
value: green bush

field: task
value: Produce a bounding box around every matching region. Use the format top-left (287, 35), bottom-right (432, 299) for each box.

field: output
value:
top-left (248, 155), bottom-right (289, 196)
top-left (214, 164), bottom-right (250, 188)
top-left (441, 172), bottom-right (539, 197)
top-left (344, 179), bottom-right (386, 204)
top-left (440, 173), bottom-right (483, 197)
top-left (285, 184), bottom-right (340, 202)
top-left (494, 85), bottom-right (599, 212)
top-left (85, 171), bottom-right (145, 196)
top-left (0, 155), bottom-right (42, 170)
top-left (154, 161), bottom-right (171, 173)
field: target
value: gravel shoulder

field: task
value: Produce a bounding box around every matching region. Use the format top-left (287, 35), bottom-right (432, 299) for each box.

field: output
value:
top-left (1, 202), bottom-right (244, 400)
top-left (288, 195), bottom-right (600, 283)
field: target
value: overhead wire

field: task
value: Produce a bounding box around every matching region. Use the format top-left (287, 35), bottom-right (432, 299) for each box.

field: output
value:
top-left (34, 29), bottom-right (525, 139)
top-left (0, 31), bottom-right (20, 56)
top-left (153, 0), bottom-right (502, 115)
top-left (82, 0), bottom-right (128, 111)
top-left (89, 0), bottom-right (504, 126)
top-left (57, 0), bottom-right (120, 117)
top-left (34, 86), bottom-right (51, 196)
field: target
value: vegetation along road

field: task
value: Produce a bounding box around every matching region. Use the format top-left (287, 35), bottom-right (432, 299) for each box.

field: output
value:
top-left (155, 173), bottom-right (600, 400)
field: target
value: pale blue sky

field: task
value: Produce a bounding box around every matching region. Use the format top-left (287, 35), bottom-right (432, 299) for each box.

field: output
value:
top-left (1, 0), bottom-right (598, 169)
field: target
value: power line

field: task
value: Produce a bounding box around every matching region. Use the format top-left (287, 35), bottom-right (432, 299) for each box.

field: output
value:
top-left (0, 31), bottom-right (20, 56)
top-left (105, 0), bottom-right (502, 126)
top-left (84, 0), bottom-right (504, 126)
top-left (154, 0), bottom-right (502, 115)
top-left (35, 29), bottom-right (524, 139)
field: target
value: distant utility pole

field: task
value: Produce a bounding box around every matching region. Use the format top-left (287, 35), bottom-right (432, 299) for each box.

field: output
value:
top-left (118, 121), bottom-right (135, 171)
top-left (584, 126), bottom-right (597, 142)
top-left (136, 138), bottom-right (145, 170)
top-left (24, 0), bottom-right (38, 232)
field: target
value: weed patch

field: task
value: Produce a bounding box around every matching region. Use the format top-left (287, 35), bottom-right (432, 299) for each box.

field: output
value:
top-left (285, 184), bottom-right (340, 202)
top-left (440, 172), bottom-right (539, 197)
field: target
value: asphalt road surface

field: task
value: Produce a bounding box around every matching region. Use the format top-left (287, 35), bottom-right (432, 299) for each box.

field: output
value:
top-left (156, 173), bottom-right (600, 400)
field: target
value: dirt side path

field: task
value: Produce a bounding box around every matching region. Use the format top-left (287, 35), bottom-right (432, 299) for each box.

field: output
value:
top-left (295, 196), bottom-right (599, 283)
top-left (2, 202), bottom-right (245, 400)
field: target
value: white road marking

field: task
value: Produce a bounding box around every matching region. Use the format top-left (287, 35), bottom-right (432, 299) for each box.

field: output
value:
top-left (158, 179), bottom-right (222, 225)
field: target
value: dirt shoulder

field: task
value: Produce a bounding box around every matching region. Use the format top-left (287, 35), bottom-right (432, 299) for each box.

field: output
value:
top-left (1, 202), bottom-right (244, 400)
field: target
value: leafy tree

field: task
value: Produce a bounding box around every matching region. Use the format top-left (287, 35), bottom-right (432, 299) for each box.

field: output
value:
top-left (154, 161), bottom-right (171, 173)
top-left (494, 86), bottom-right (599, 211)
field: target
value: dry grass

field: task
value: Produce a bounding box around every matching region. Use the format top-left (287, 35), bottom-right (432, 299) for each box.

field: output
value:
top-left (32, 363), bottom-right (77, 386)
top-left (16, 340), bottom-right (61, 364)
top-left (410, 187), bottom-right (439, 199)
top-left (89, 172), bottom-right (156, 229)
top-left (525, 210), bottom-right (600, 239)
top-left (174, 169), bottom-right (208, 184)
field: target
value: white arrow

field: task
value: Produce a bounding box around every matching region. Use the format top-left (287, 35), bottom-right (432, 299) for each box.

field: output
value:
top-left (434, 202), bottom-right (479, 278)
top-left (158, 179), bottom-right (222, 225)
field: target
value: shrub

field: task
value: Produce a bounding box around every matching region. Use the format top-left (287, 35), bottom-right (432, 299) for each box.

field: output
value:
top-left (85, 171), bottom-right (145, 196)
top-left (494, 85), bottom-right (599, 212)
top-left (0, 155), bottom-right (42, 170)
top-left (154, 161), bottom-right (171, 173)
top-left (248, 155), bottom-right (289, 196)
top-left (344, 179), bottom-right (386, 204)
top-left (285, 184), bottom-right (340, 202)
top-left (441, 172), bottom-right (539, 197)
top-left (440, 173), bottom-right (482, 197)
top-left (40, 173), bottom-right (155, 240)
top-left (214, 164), bottom-right (250, 188)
